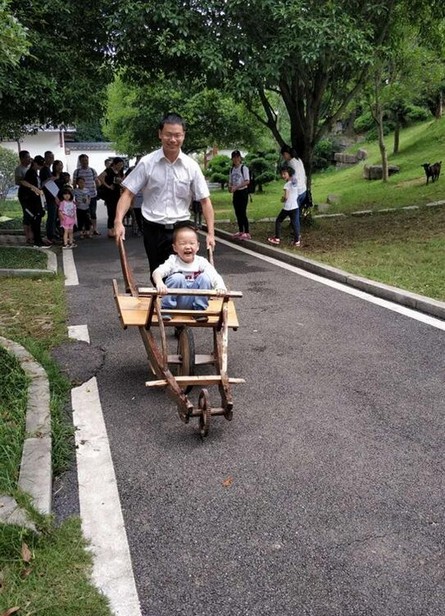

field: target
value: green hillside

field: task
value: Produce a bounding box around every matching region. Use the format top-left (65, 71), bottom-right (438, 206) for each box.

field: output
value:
top-left (312, 118), bottom-right (445, 213)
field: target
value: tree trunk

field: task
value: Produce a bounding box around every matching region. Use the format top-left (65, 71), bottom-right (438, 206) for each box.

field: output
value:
top-left (376, 107), bottom-right (388, 182)
top-left (393, 115), bottom-right (400, 155)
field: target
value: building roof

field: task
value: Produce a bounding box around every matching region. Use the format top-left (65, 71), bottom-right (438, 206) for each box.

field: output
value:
top-left (68, 142), bottom-right (115, 151)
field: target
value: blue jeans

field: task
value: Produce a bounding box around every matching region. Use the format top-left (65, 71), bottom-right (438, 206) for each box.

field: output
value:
top-left (275, 207), bottom-right (300, 241)
top-left (161, 272), bottom-right (212, 311)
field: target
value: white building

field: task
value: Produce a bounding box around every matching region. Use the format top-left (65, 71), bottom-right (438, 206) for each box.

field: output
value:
top-left (1, 127), bottom-right (122, 175)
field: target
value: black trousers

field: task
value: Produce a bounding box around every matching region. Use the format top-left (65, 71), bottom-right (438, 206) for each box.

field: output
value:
top-left (142, 219), bottom-right (193, 279)
top-left (233, 189), bottom-right (249, 233)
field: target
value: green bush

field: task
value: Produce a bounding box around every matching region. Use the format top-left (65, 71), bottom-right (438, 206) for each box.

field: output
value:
top-left (206, 154), bottom-right (231, 189)
top-left (405, 104), bottom-right (431, 123)
top-left (312, 137), bottom-right (343, 171)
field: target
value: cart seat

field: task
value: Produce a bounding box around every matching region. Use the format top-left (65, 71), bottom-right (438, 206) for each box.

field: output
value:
top-left (114, 292), bottom-right (240, 329)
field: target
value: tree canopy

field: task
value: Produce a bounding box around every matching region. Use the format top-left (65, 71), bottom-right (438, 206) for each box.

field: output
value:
top-left (103, 74), bottom-right (265, 155)
top-left (110, 0), bottom-right (445, 180)
top-left (0, 0), bottom-right (112, 139)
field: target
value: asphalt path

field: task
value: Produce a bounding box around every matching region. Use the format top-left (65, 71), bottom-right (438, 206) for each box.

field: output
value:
top-left (60, 221), bottom-right (444, 616)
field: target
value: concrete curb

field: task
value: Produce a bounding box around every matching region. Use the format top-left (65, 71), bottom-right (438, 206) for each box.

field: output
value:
top-left (0, 246), bottom-right (57, 278)
top-left (214, 228), bottom-right (445, 321)
top-left (0, 336), bottom-right (52, 520)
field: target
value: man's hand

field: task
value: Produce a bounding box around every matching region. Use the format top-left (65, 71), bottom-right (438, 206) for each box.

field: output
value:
top-left (206, 233), bottom-right (216, 250)
top-left (114, 221), bottom-right (125, 244)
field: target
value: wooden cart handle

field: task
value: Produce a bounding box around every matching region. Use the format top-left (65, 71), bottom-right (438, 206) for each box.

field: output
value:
top-left (138, 287), bottom-right (243, 298)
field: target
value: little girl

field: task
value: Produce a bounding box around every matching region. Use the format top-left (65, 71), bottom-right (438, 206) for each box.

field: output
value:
top-left (58, 187), bottom-right (77, 248)
top-left (267, 165), bottom-right (302, 247)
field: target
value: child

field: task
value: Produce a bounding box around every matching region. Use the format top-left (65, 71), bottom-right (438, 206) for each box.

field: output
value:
top-left (267, 165), bottom-right (302, 247)
top-left (58, 187), bottom-right (77, 248)
top-left (73, 177), bottom-right (91, 238)
top-left (152, 226), bottom-right (226, 322)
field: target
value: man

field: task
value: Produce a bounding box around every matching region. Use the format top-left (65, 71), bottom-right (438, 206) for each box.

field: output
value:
top-left (114, 113), bottom-right (216, 276)
top-left (39, 150), bottom-right (57, 244)
top-left (73, 154), bottom-right (101, 235)
top-left (228, 150), bottom-right (250, 239)
top-left (14, 150), bottom-right (34, 244)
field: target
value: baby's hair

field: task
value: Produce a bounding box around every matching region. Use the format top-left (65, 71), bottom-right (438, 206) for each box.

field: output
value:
top-left (281, 164), bottom-right (295, 176)
top-left (58, 187), bottom-right (74, 201)
top-left (172, 224), bottom-right (198, 243)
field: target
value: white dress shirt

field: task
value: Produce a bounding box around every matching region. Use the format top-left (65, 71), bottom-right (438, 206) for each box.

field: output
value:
top-left (122, 148), bottom-right (210, 224)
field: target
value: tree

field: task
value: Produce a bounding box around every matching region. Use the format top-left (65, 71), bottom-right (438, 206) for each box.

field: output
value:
top-left (0, 0), bottom-right (29, 67)
top-left (206, 155), bottom-right (231, 190)
top-left (110, 0), bottom-right (445, 184)
top-left (0, 1), bottom-right (112, 139)
top-left (363, 19), bottom-right (445, 179)
top-left (244, 151), bottom-right (277, 193)
top-left (0, 146), bottom-right (18, 203)
top-left (103, 74), bottom-right (265, 156)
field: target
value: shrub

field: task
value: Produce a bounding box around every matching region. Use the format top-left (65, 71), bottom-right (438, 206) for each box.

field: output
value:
top-left (0, 146), bottom-right (18, 203)
top-left (206, 154), bottom-right (231, 189)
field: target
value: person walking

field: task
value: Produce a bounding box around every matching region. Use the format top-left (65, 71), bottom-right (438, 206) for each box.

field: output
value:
top-left (72, 154), bottom-right (101, 236)
top-left (267, 165), bottom-right (302, 247)
top-left (228, 150), bottom-right (251, 240)
top-left (114, 113), bottom-right (216, 277)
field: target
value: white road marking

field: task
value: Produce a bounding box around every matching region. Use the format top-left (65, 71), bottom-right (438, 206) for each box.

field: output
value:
top-left (67, 298), bottom-right (141, 613)
top-left (62, 247), bottom-right (79, 286)
top-left (72, 377), bottom-right (142, 616)
top-left (216, 237), bottom-right (445, 331)
top-left (68, 324), bottom-right (90, 343)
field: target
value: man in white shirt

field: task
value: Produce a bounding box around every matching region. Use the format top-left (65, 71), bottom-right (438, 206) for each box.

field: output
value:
top-left (114, 113), bottom-right (216, 276)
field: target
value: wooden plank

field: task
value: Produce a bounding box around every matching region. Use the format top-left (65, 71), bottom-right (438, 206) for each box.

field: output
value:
top-left (146, 376), bottom-right (246, 387)
top-left (115, 295), bottom-right (240, 328)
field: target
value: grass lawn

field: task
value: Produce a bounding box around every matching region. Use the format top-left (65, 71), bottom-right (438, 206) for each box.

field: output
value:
top-left (0, 275), bottom-right (114, 615)
top-left (0, 247), bottom-right (48, 269)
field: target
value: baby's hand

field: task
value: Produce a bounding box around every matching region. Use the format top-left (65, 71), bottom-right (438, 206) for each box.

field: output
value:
top-left (156, 282), bottom-right (168, 295)
top-left (215, 288), bottom-right (227, 297)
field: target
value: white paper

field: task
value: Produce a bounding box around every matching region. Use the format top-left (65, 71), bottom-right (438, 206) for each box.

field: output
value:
top-left (42, 179), bottom-right (59, 198)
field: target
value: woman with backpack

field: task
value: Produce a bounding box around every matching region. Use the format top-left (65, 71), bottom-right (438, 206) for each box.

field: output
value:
top-left (228, 149), bottom-right (251, 240)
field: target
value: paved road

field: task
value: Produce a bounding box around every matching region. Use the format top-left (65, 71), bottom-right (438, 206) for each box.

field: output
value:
top-left (60, 225), bottom-right (444, 616)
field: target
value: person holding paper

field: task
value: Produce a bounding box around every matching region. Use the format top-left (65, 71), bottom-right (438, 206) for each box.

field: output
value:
top-left (40, 150), bottom-right (58, 245)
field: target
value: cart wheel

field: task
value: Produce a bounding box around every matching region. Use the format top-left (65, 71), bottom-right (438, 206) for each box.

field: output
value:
top-left (224, 402), bottom-right (233, 421)
top-left (198, 388), bottom-right (211, 437)
top-left (175, 326), bottom-right (195, 393)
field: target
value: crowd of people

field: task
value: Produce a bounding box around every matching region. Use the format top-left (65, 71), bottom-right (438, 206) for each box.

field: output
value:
top-left (14, 151), bottom-right (126, 248)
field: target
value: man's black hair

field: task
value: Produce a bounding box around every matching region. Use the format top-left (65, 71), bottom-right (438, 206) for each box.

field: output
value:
top-left (159, 113), bottom-right (186, 131)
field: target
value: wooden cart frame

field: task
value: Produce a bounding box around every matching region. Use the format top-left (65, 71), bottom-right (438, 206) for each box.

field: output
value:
top-left (112, 239), bottom-right (244, 436)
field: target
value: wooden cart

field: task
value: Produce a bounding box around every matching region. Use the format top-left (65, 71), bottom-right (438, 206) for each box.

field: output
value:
top-left (112, 239), bottom-right (244, 436)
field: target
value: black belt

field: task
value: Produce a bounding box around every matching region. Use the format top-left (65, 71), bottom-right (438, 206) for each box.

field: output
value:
top-left (144, 219), bottom-right (194, 231)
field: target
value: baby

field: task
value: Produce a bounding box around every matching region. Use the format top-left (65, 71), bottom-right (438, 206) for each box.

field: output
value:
top-left (152, 226), bottom-right (226, 322)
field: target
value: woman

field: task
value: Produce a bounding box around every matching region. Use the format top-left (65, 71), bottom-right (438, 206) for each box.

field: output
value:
top-left (52, 160), bottom-right (64, 189)
top-left (280, 145), bottom-right (307, 206)
top-left (21, 156), bottom-right (46, 247)
top-left (98, 157), bottom-right (124, 238)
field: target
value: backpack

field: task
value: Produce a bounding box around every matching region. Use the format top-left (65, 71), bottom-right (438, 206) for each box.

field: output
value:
top-left (232, 164), bottom-right (255, 195)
